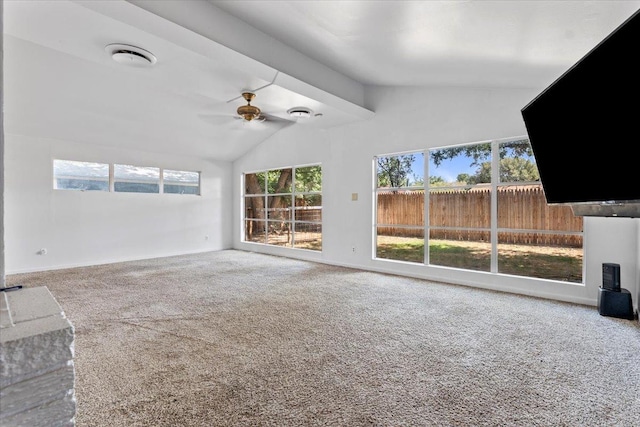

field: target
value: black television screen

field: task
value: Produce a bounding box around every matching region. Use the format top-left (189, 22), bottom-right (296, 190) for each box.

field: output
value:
top-left (521, 8), bottom-right (640, 206)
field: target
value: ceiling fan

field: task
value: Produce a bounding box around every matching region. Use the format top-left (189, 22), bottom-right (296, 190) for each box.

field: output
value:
top-left (226, 91), bottom-right (296, 130)
top-left (236, 92), bottom-right (263, 122)
top-left (199, 88), bottom-right (297, 130)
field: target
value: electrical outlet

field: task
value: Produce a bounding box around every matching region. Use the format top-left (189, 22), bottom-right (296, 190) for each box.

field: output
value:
top-left (352, 246), bottom-right (356, 252)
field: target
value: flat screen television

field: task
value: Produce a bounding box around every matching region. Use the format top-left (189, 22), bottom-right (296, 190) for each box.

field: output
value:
top-left (521, 8), bottom-right (640, 217)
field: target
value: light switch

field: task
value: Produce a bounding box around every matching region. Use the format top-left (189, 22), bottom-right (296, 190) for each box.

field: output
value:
top-left (351, 193), bottom-right (358, 201)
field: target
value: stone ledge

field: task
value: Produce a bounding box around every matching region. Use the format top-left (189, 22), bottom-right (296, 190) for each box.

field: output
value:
top-left (0, 364), bottom-right (75, 418)
top-left (0, 286), bottom-right (76, 426)
top-left (0, 391), bottom-right (76, 427)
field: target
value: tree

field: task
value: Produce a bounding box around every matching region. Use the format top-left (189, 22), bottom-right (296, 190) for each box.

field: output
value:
top-left (377, 154), bottom-right (415, 188)
top-left (267, 169), bottom-right (293, 223)
top-left (429, 175), bottom-right (448, 187)
top-left (499, 157), bottom-right (539, 182)
top-left (245, 173), bottom-right (266, 238)
top-left (295, 165), bottom-right (322, 193)
top-left (430, 140), bottom-right (534, 168)
top-left (468, 162), bottom-right (492, 184)
top-left (430, 143), bottom-right (492, 168)
top-left (431, 140), bottom-right (539, 184)
top-left (455, 173), bottom-right (471, 184)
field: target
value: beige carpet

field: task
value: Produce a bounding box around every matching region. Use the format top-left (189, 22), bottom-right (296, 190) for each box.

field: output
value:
top-left (8, 250), bottom-right (640, 427)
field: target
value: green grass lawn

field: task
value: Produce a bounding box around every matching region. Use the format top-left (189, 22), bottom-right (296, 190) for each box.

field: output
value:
top-left (376, 237), bottom-right (582, 283)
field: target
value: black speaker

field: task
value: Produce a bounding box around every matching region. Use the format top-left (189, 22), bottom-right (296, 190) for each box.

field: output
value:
top-left (602, 263), bottom-right (621, 291)
top-left (598, 287), bottom-right (634, 320)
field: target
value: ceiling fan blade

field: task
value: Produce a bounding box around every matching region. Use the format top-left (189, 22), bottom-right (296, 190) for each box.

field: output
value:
top-left (260, 112), bottom-right (295, 124)
top-left (197, 113), bottom-right (234, 125)
top-left (234, 116), bottom-right (290, 132)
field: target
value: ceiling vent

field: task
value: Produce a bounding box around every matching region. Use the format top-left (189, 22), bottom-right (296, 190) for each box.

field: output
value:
top-left (105, 43), bottom-right (157, 66)
top-left (287, 107), bottom-right (313, 118)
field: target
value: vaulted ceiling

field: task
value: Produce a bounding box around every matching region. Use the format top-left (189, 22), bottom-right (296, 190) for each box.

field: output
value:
top-left (4, 0), bottom-right (638, 161)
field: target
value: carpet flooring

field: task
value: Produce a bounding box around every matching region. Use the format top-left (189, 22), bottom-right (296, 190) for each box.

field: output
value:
top-left (7, 250), bottom-right (640, 426)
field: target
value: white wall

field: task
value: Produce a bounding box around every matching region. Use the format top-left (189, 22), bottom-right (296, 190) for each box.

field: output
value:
top-left (1, 1), bottom-right (5, 286)
top-left (5, 134), bottom-right (232, 274)
top-left (233, 85), bottom-right (639, 312)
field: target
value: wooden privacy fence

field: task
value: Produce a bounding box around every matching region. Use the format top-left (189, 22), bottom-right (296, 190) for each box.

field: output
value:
top-left (377, 187), bottom-right (583, 247)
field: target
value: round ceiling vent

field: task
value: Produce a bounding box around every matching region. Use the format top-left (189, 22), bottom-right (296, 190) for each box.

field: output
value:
top-left (105, 43), bottom-right (157, 66)
top-left (287, 107), bottom-right (313, 118)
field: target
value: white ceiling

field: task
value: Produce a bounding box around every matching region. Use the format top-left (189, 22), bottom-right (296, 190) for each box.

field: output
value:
top-left (211, 0), bottom-right (640, 88)
top-left (3, 0), bottom-right (639, 161)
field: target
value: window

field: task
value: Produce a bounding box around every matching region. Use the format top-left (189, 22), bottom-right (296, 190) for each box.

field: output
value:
top-left (293, 165), bottom-right (322, 250)
top-left (53, 160), bottom-right (109, 191)
top-left (495, 139), bottom-right (583, 282)
top-left (428, 143), bottom-right (492, 272)
top-left (243, 165), bottom-right (322, 251)
top-left (375, 152), bottom-right (425, 263)
top-left (374, 138), bottom-right (583, 283)
top-left (53, 160), bottom-right (200, 196)
top-left (164, 169), bottom-right (200, 195)
top-left (114, 164), bottom-right (160, 193)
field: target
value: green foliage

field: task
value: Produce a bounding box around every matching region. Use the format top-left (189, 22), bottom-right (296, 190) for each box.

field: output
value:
top-left (432, 139), bottom-right (538, 185)
top-left (430, 143), bottom-right (492, 168)
top-left (377, 154), bottom-right (415, 188)
top-left (429, 176), bottom-right (445, 186)
top-left (458, 157), bottom-right (540, 185)
top-left (499, 157), bottom-right (539, 182)
top-left (455, 173), bottom-right (471, 184)
top-left (295, 165), bottom-right (322, 192)
top-left (249, 167), bottom-right (321, 194)
top-left (430, 140), bottom-right (533, 168)
top-left (466, 163), bottom-right (492, 184)
top-left (266, 169), bottom-right (292, 193)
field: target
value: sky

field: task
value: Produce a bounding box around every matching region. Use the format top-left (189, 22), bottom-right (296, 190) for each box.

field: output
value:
top-left (407, 152), bottom-right (478, 184)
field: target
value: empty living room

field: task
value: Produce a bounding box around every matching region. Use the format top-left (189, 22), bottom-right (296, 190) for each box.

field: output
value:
top-left (1, 1), bottom-right (639, 426)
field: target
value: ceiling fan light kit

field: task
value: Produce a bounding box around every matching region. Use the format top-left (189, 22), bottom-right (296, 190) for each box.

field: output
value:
top-left (105, 43), bottom-right (157, 66)
top-left (237, 92), bottom-right (262, 121)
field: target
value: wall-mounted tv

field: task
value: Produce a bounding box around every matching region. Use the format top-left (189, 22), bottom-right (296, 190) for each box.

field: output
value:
top-left (521, 8), bottom-right (640, 216)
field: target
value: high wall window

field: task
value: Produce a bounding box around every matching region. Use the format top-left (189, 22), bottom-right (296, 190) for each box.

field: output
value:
top-left (53, 160), bottom-right (109, 191)
top-left (163, 169), bottom-right (200, 195)
top-left (244, 165), bottom-right (322, 251)
top-left (374, 138), bottom-right (583, 283)
top-left (114, 164), bottom-right (160, 194)
top-left (53, 159), bottom-right (200, 195)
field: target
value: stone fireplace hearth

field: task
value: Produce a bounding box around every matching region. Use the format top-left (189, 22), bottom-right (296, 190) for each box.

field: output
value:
top-left (1, 286), bottom-right (76, 426)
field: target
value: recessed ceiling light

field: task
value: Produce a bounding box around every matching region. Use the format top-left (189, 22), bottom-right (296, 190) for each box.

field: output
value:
top-left (105, 43), bottom-right (157, 66)
top-left (287, 107), bottom-right (313, 118)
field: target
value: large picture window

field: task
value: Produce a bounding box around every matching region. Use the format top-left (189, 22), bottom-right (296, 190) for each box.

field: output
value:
top-left (374, 138), bottom-right (583, 283)
top-left (244, 165), bottom-right (322, 251)
top-left (375, 152), bottom-right (425, 262)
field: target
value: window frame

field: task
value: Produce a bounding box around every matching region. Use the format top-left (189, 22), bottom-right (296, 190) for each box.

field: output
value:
top-left (373, 136), bottom-right (584, 283)
top-left (52, 159), bottom-right (201, 196)
top-left (53, 159), bottom-right (110, 192)
top-left (243, 164), bottom-right (322, 251)
top-left (113, 164), bottom-right (161, 194)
